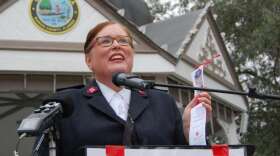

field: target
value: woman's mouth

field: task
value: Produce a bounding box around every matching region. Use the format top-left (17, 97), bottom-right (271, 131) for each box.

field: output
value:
top-left (109, 53), bottom-right (125, 62)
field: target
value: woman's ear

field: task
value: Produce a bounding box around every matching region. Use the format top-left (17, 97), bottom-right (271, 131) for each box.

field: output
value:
top-left (85, 54), bottom-right (92, 69)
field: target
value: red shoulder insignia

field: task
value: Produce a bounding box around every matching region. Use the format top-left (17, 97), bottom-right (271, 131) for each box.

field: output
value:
top-left (87, 87), bottom-right (98, 94)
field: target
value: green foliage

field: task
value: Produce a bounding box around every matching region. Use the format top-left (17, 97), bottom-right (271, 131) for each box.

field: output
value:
top-left (39, 0), bottom-right (52, 10)
top-left (145, 0), bottom-right (280, 155)
top-left (144, 0), bottom-right (173, 21)
top-left (206, 1), bottom-right (280, 156)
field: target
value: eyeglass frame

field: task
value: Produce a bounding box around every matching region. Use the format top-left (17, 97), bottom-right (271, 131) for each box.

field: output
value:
top-left (89, 35), bottom-right (133, 48)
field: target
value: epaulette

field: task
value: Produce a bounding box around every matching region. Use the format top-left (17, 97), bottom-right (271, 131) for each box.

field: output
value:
top-left (56, 84), bottom-right (85, 92)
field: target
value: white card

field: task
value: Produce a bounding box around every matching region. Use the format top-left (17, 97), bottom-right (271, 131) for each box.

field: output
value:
top-left (189, 103), bottom-right (207, 145)
top-left (189, 65), bottom-right (206, 145)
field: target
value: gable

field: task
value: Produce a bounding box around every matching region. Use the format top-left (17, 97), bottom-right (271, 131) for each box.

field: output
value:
top-left (141, 9), bottom-right (203, 58)
top-left (183, 18), bottom-right (236, 86)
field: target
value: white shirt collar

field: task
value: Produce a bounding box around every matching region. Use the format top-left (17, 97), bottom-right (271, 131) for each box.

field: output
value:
top-left (96, 80), bottom-right (131, 105)
top-left (96, 80), bottom-right (131, 120)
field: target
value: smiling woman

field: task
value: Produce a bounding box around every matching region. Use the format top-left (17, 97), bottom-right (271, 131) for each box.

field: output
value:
top-left (36, 21), bottom-right (211, 156)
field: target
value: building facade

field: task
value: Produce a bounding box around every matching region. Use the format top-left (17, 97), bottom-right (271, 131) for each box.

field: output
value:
top-left (0, 0), bottom-right (248, 155)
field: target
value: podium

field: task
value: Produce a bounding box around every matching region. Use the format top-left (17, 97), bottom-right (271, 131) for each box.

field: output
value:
top-left (82, 145), bottom-right (255, 156)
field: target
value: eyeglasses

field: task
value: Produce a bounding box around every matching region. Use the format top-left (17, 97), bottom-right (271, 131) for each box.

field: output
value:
top-left (92, 35), bottom-right (132, 47)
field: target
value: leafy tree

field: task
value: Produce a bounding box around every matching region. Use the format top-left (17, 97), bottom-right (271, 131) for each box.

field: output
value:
top-left (210, 2), bottom-right (280, 155)
top-left (145, 0), bottom-right (280, 155)
top-left (144, 0), bottom-right (173, 21)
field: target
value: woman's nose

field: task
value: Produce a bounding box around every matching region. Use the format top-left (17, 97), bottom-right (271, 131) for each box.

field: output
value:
top-left (111, 40), bottom-right (121, 48)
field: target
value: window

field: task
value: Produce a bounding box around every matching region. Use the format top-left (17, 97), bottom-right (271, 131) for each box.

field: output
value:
top-left (181, 89), bottom-right (193, 107)
top-left (218, 104), bottom-right (225, 121)
top-left (225, 107), bottom-right (233, 123)
top-left (166, 77), bottom-right (194, 108)
top-left (212, 100), bottom-right (218, 118)
top-left (215, 102), bottom-right (234, 123)
top-left (167, 78), bottom-right (180, 102)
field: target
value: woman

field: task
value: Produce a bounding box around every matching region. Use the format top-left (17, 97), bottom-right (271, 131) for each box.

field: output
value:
top-left (39, 21), bottom-right (212, 156)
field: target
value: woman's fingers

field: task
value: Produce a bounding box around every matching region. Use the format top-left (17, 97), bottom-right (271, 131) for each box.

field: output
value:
top-left (185, 96), bottom-right (198, 109)
top-left (184, 92), bottom-right (212, 119)
top-left (193, 92), bottom-right (212, 118)
top-left (202, 102), bottom-right (212, 112)
top-left (198, 92), bottom-right (211, 101)
top-left (197, 97), bottom-right (211, 106)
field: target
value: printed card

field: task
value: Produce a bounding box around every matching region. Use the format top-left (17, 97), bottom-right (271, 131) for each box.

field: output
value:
top-left (189, 65), bottom-right (206, 145)
top-left (191, 65), bottom-right (204, 95)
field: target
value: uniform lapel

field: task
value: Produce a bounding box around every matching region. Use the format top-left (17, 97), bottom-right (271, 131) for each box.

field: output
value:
top-left (82, 80), bottom-right (125, 125)
top-left (128, 90), bottom-right (149, 121)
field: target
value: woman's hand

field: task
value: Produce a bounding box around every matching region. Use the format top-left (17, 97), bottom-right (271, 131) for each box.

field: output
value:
top-left (182, 92), bottom-right (212, 141)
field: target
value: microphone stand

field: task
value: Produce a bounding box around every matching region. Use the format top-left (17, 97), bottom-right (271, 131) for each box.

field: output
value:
top-left (32, 127), bottom-right (57, 156)
top-left (145, 82), bottom-right (280, 100)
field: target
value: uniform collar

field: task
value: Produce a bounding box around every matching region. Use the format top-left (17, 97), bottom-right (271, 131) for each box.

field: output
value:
top-left (83, 79), bottom-right (150, 122)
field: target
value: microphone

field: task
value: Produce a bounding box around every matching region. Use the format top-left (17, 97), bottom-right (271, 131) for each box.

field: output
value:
top-left (112, 72), bottom-right (153, 90)
top-left (17, 97), bottom-right (74, 136)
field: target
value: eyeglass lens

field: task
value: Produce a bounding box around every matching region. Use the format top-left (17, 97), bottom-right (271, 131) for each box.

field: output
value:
top-left (97, 36), bottom-right (131, 47)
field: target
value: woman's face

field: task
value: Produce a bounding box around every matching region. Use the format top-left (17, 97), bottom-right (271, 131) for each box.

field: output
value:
top-left (85, 24), bottom-right (134, 81)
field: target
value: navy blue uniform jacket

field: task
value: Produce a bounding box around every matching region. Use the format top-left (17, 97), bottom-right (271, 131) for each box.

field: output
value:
top-left (39, 80), bottom-right (186, 156)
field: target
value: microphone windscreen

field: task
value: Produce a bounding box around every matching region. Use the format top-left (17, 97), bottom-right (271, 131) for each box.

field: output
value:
top-left (112, 72), bottom-right (126, 86)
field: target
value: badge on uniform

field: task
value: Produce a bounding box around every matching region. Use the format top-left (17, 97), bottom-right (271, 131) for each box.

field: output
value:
top-left (87, 87), bottom-right (99, 94)
top-left (138, 90), bottom-right (147, 98)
